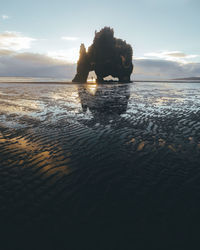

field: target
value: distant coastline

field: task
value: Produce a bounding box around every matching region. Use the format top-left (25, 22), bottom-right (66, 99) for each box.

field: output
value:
top-left (173, 77), bottom-right (200, 81)
top-left (133, 79), bottom-right (200, 83)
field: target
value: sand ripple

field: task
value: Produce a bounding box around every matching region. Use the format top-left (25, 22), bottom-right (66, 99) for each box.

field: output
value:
top-left (1, 82), bottom-right (200, 249)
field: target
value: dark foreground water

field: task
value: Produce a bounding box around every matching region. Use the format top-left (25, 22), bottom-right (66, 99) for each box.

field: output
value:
top-left (1, 82), bottom-right (200, 250)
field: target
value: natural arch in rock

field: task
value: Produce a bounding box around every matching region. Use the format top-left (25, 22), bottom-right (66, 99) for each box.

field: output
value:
top-left (72, 27), bottom-right (133, 83)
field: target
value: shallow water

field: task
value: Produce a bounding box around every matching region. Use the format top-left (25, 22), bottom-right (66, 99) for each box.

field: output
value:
top-left (1, 82), bottom-right (200, 250)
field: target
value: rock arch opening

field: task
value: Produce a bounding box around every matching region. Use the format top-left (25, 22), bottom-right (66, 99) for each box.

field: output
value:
top-left (103, 75), bottom-right (119, 82)
top-left (87, 71), bottom-right (97, 83)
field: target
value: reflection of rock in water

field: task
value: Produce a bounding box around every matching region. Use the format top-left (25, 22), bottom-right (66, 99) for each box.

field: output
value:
top-left (78, 84), bottom-right (130, 124)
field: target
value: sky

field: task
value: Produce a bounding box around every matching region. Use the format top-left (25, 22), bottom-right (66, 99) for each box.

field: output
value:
top-left (0, 0), bottom-right (200, 80)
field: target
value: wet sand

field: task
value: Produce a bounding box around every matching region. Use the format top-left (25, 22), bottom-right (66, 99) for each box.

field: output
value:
top-left (1, 82), bottom-right (200, 249)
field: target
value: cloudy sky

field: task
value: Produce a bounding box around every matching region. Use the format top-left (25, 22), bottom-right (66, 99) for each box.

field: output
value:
top-left (0, 0), bottom-right (200, 80)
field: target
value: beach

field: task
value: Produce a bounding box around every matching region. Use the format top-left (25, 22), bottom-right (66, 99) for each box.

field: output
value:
top-left (1, 81), bottom-right (200, 249)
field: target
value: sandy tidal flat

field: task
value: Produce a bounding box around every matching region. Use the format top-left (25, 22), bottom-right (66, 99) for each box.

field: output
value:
top-left (1, 82), bottom-right (200, 250)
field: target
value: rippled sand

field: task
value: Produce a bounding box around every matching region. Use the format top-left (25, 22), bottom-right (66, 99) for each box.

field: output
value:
top-left (1, 82), bottom-right (200, 250)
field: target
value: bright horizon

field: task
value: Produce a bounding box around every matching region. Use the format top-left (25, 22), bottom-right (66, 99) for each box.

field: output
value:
top-left (1, 0), bottom-right (200, 80)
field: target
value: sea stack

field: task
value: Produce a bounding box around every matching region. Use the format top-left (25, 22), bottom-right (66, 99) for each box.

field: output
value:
top-left (72, 27), bottom-right (133, 83)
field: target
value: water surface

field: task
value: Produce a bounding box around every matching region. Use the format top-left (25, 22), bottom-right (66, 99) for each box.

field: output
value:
top-left (0, 82), bottom-right (200, 250)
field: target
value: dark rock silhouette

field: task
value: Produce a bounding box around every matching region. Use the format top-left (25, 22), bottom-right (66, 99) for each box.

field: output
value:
top-left (72, 44), bottom-right (90, 82)
top-left (73, 27), bottom-right (133, 83)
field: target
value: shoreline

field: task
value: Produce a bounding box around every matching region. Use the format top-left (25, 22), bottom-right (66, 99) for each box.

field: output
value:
top-left (0, 80), bottom-right (200, 84)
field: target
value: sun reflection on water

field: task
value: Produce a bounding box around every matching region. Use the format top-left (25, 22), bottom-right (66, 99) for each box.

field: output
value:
top-left (85, 83), bottom-right (97, 95)
top-left (87, 78), bottom-right (96, 84)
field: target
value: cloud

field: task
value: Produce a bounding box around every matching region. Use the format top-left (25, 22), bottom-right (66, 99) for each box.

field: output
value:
top-left (0, 31), bottom-right (36, 51)
top-left (134, 59), bottom-right (200, 80)
top-left (61, 36), bottom-right (79, 41)
top-left (0, 49), bottom-right (15, 56)
top-left (15, 52), bottom-right (65, 65)
top-left (166, 52), bottom-right (187, 58)
top-left (142, 51), bottom-right (200, 64)
top-left (2, 15), bottom-right (9, 20)
top-left (0, 52), bottom-right (76, 78)
top-left (47, 48), bottom-right (79, 63)
top-left (0, 31), bottom-right (77, 78)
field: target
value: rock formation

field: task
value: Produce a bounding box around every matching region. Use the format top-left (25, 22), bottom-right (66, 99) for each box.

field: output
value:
top-left (72, 27), bottom-right (133, 83)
